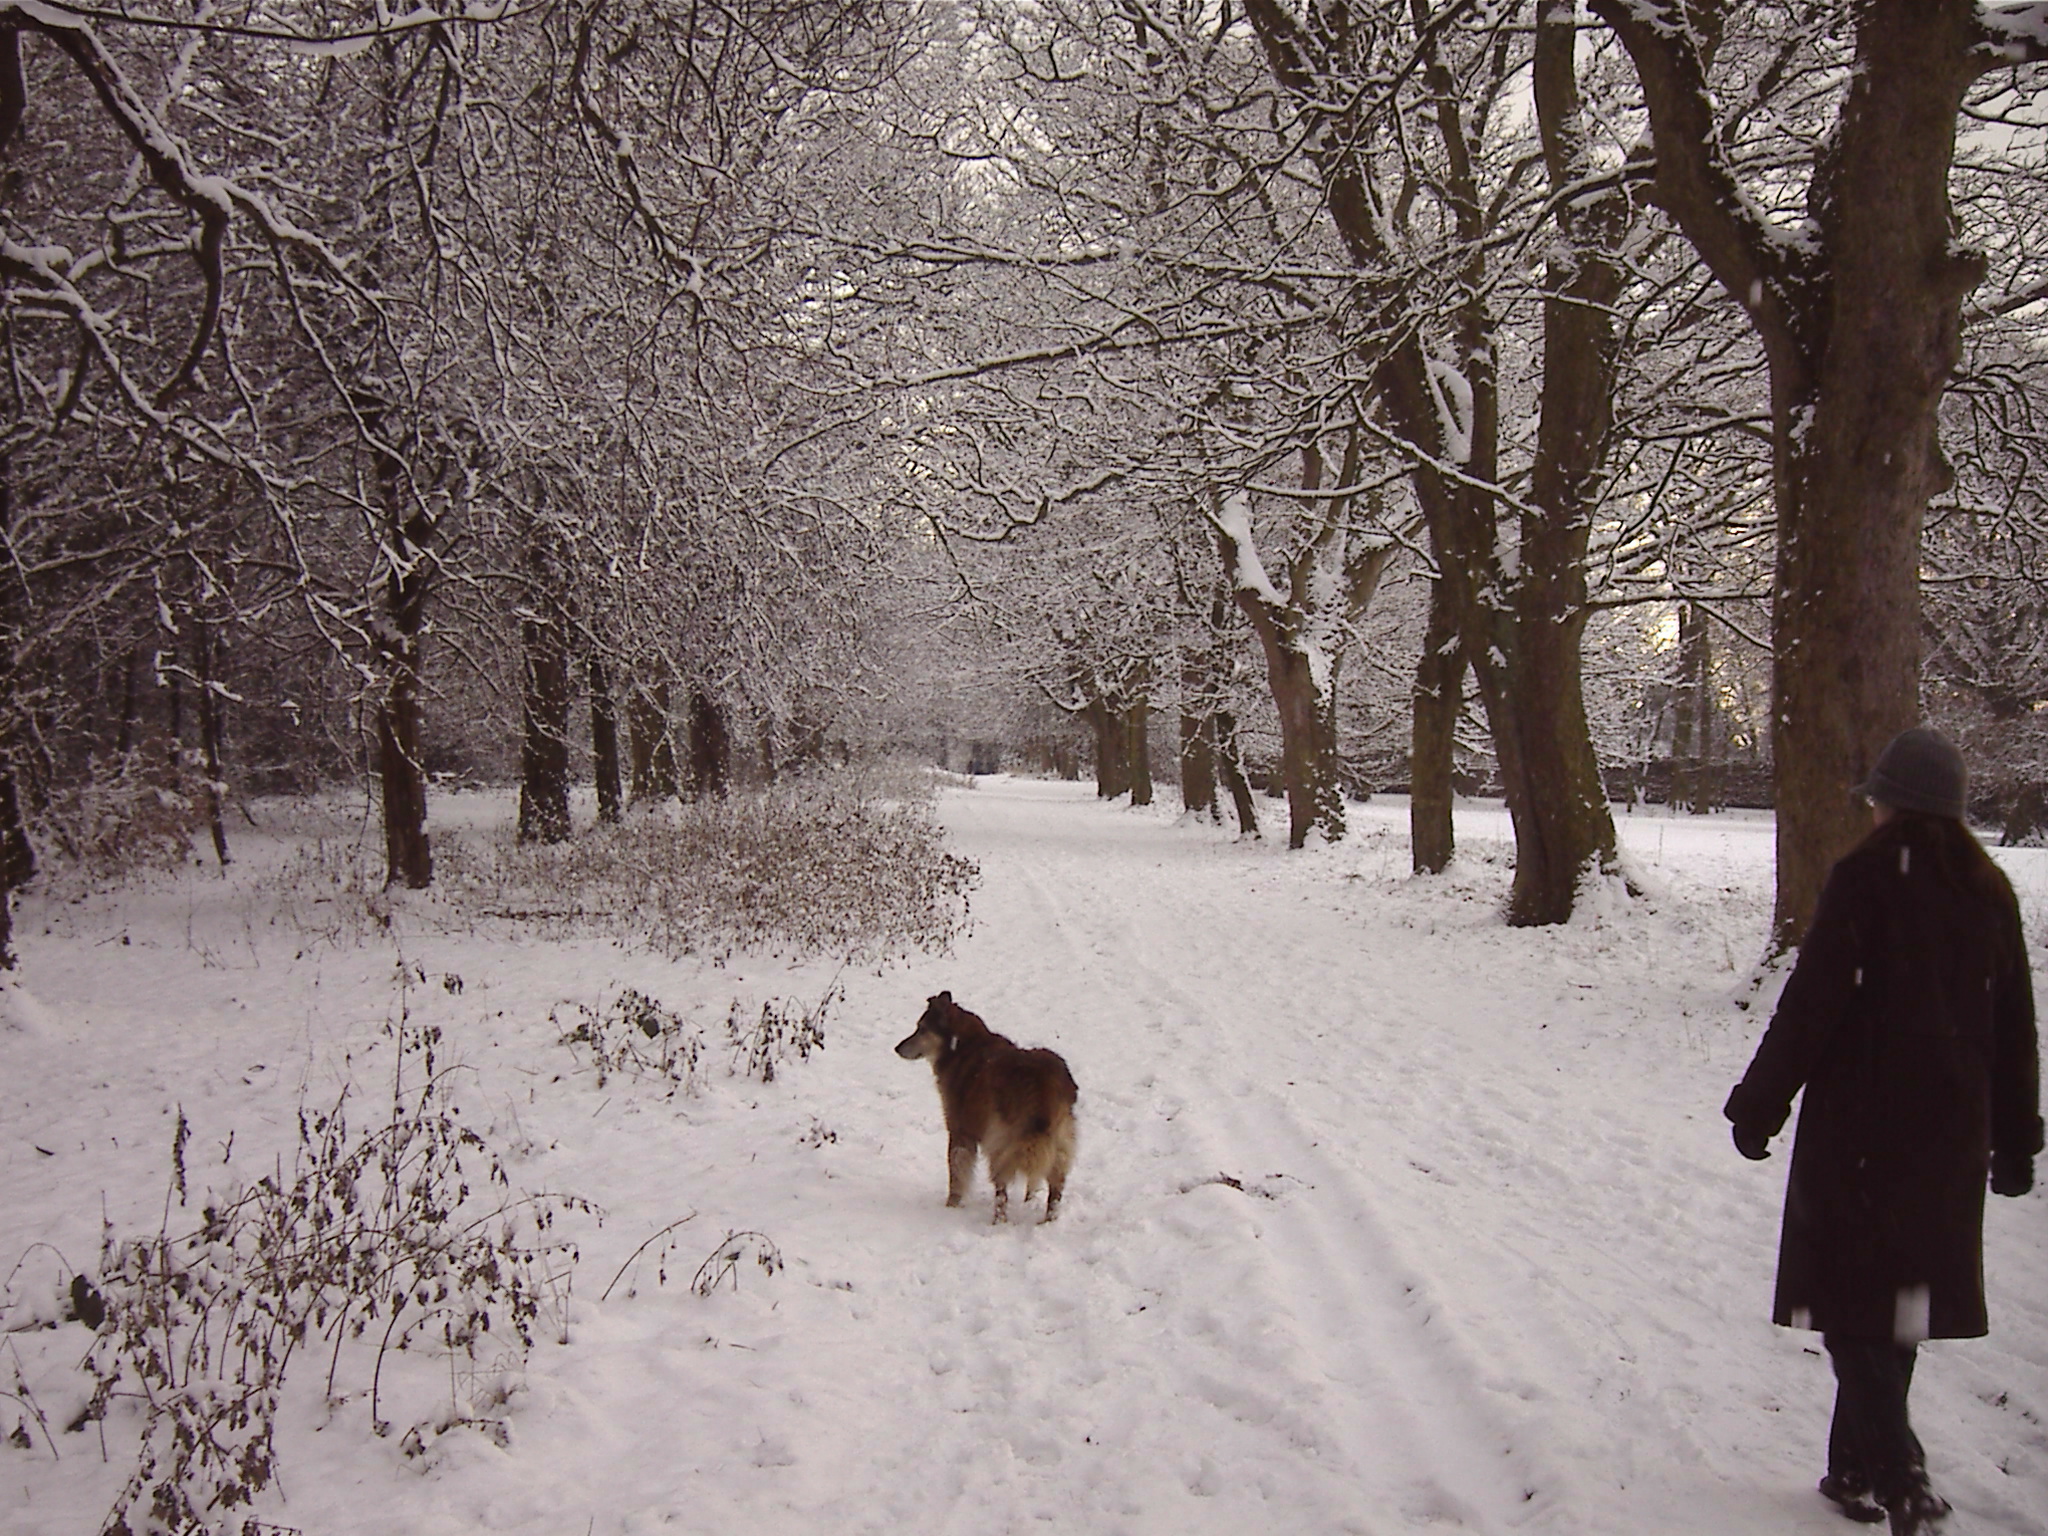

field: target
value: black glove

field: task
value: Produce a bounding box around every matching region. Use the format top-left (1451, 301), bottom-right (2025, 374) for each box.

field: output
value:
top-left (1991, 1150), bottom-right (2034, 1197)
top-left (1731, 1121), bottom-right (1772, 1161)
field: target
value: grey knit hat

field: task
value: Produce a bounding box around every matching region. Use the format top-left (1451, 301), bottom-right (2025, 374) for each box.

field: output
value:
top-left (1855, 726), bottom-right (1967, 819)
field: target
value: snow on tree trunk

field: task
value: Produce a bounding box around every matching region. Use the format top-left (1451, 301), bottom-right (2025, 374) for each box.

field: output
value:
top-left (1213, 711), bottom-right (1260, 839)
top-left (1241, 0), bottom-right (1616, 916)
top-left (1506, 0), bottom-right (1628, 925)
top-left (1210, 490), bottom-right (1344, 850)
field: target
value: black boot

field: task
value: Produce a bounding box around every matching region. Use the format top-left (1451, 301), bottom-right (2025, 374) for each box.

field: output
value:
top-left (1818, 1472), bottom-right (1886, 1524)
top-left (1884, 1480), bottom-right (1951, 1536)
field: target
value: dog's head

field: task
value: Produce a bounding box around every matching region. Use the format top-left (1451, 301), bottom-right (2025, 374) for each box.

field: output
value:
top-left (894, 991), bottom-right (981, 1061)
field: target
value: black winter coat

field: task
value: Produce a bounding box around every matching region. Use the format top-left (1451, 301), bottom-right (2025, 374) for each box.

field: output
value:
top-left (1725, 817), bottom-right (2041, 1341)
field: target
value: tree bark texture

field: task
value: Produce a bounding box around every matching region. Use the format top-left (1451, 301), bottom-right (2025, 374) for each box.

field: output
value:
top-left (372, 439), bottom-right (432, 890)
top-left (1210, 501), bottom-right (1345, 850)
top-left (1086, 695), bottom-right (1130, 799)
top-left (628, 681), bottom-right (678, 802)
top-left (589, 655), bottom-right (623, 824)
top-left (517, 607), bottom-right (573, 845)
top-left (1587, 0), bottom-right (2029, 945)
top-left (1179, 646), bottom-right (1218, 820)
top-left (0, 453), bottom-right (31, 967)
top-left (1125, 694), bottom-right (1153, 808)
top-left (1505, 0), bottom-right (1627, 921)
top-left (194, 621), bottom-right (231, 867)
top-left (686, 689), bottom-right (730, 797)
top-left (1214, 710), bottom-right (1260, 839)
top-left (1409, 577), bottom-right (1463, 876)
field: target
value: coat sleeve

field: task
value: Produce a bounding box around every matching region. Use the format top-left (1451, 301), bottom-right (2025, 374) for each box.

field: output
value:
top-left (1992, 904), bottom-right (2043, 1161)
top-left (1724, 863), bottom-right (1866, 1138)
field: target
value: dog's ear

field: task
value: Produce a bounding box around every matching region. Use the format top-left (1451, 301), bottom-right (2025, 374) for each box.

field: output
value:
top-left (936, 990), bottom-right (952, 1004)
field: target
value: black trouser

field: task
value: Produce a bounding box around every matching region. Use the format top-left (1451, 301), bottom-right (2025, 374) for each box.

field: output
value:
top-left (1824, 1334), bottom-right (1925, 1499)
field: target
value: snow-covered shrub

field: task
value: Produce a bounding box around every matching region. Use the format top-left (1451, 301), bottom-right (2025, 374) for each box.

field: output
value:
top-left (78, 1018), bottom-right (581, 1535)
top-left (435, 772), bottom-right (978, 962)
top-left (39, 747), bottom-right (218, 889)
top-left (725, 983), bottom-right (839, 1084)
top-left (556, 987), bottom-right (705, 1093)
top-left (556, 980), bottom-right (838, 1093)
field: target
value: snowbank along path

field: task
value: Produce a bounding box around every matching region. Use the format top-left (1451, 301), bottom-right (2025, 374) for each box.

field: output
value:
top-left (3, 776), bottom-right (2046, 1535)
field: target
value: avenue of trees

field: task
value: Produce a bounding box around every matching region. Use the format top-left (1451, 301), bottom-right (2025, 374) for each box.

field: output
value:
top-left (8, 0), bottom-right (2048, 962)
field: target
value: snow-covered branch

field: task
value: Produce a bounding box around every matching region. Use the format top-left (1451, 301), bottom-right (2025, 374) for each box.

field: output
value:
top-left (1975, 3), bottom-right (2048, 67)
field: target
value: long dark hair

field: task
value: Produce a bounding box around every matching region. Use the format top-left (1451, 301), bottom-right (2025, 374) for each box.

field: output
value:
top-left (1868, 809), bottom-right (2024, 964)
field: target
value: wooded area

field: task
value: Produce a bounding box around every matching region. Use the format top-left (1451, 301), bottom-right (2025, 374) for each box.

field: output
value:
top-left (7, 0), bottom-right (2048, 959)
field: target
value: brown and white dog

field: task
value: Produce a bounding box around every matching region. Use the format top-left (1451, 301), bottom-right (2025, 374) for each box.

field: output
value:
top-left (894, 992), bottom-right (1078, 1224)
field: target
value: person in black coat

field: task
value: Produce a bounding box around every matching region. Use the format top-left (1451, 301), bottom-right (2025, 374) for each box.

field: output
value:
top-left (1725, 727), bottom-right (2040, 1536)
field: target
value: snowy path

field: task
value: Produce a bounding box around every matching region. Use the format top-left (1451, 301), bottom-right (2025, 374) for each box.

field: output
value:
top-left (5, 778), bottom-right (2046, 1534)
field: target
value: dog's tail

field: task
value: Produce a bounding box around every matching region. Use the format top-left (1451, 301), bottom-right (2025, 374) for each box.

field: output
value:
top-left (989, 1100), bottom-right (1078, 1197)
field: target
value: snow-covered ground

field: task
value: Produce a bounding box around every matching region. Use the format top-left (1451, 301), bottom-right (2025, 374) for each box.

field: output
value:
top-left (4, 777), bottom-right (2046, 1535)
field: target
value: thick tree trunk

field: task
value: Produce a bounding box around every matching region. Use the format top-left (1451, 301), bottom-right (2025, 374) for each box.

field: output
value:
top-left (1765, 11), bottom-right (1975, 945)
top-left (373, 444), bottom-right (432, 890)
top-left (376, 647), bottom-right (432, 888)
top-left (1410, 578), bottom-right (1463, 875)
top-left (1213, 710), bottom-right (1260, 839)
top-left (686, 689), bottom-right (730, 797)
top-left (1263, 640), bottom-right (1341, 850)
top-left (627, 681), bottom-right (678, 802)
top-left (517, 606), bottom-right (573, 845)
top-left (1495, 5), bottom-right (1628, 923)
top-left (1125, 695), bottom-right (1153, 807)
top-left (589, 655), bottom-right (623, 824)
top-left (1588, 0), bottom-right (2009, 945)
top-left (1211, 503), bottom-right (1345, 848)
top-left (1086, 695), bottom-right (1130, 799)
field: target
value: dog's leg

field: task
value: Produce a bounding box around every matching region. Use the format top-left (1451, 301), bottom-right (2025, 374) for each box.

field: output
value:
top-left (1043, 1147), bottom-right (1069, 1223)
top-left (946, 1139), bottom-right (974, 1207)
